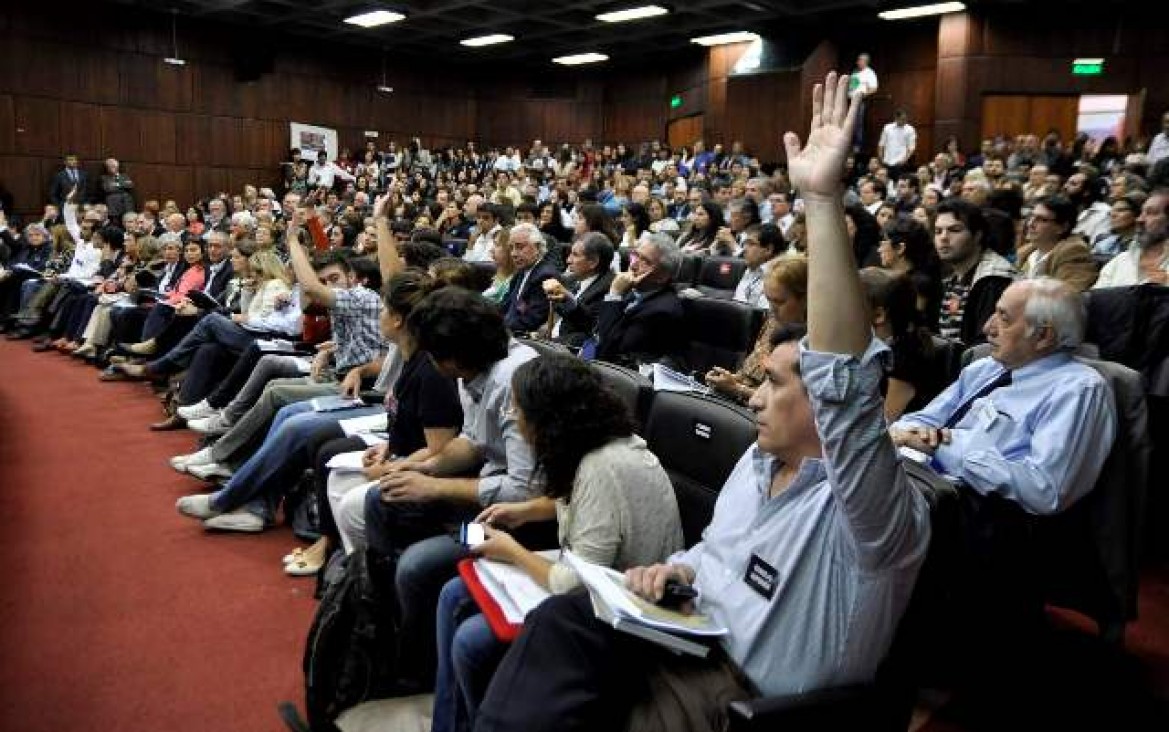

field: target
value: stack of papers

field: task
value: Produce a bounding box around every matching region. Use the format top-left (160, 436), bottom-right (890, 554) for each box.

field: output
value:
top-left (339, 412), bottom-right (388, 437)
top-left (651, 363), bottom-right (712, 395)
top-left (472, 554), bottom-right (557, 624)
top-left (563, 551), bottom-right (726, 657)
top-left (310, 396), bottom-right (366, 412)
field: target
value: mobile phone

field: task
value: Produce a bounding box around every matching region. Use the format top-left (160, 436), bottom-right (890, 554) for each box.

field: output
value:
top-left (461, 522), bottom-right (485, 548)
top-left (658, 579), bottom-right (697, 609)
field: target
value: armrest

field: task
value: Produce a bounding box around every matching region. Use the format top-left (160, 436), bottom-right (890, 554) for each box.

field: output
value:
top-left (728, 684), bottom-right (879, 731)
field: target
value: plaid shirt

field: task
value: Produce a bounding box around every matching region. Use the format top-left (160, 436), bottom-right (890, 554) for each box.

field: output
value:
top-left (330, 286), bottom-right (385, 371)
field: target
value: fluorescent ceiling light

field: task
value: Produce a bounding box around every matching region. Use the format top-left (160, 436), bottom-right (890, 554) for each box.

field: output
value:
top-left (344, 10), bottom-right (406, 28)
top-left (690, 31), bottom-right (759, 46)
top-left (878, 2), bottom-right (965, 21)
top-left (163, 57), bottom-right (186, 66)
top-left (596, 5), bottom-right (669, 23)
top-left (552, 52), bottom-right (609, 65)
top-left (377, 85), bottom-right (394, 93)
top-left (460, 34), bottom-right (515, 47)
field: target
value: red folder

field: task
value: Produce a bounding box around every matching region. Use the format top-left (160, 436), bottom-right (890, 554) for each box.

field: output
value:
top-left (457, 558), bottom-right (522, 642)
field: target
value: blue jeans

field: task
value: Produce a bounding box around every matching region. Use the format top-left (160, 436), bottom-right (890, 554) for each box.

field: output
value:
top-left (432, 577), bottom-right (508, 732)
top-left (364, 488), bottom-right (474, 687)
top-left (209, 401), bottom-right (382, 522)
top-left (151, 312), bottom-right (256, 374)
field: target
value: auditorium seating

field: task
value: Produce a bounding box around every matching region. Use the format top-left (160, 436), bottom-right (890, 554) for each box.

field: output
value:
top-left (588, 360), bottom-right (653, 429)
top-left (696, 255), bottom-right (748, 296)
top-left (681, 296), bottom-right (766, 374)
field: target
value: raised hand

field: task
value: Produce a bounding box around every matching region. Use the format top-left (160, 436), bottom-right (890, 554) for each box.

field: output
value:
top-left (783, 72), bottom-right (861, 200)
top-left (372, 192), bottom-right (392, 219)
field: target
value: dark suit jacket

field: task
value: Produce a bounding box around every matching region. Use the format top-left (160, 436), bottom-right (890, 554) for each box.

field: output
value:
top-left (200, 260), bottom-right (235, 303)
top-left (503, 258), bottom-right (560, 334)
top-left (50, 168), bottom-right (88, 207)
top-left (595, 286), bottom-right (685, 368)
top-left (553, 270), bottom-right (615, 347)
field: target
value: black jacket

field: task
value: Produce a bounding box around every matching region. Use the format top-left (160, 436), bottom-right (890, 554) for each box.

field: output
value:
top-left (553, 270), bottom-right (615, 347)
top-left (595, 285), bottom-right (685, 368)
top-left (503, 258), bottom-right (560, 334)
top-left (200, 259), bottom-right (235, 303)
top-left (50, 168), bottom-right (88, 207)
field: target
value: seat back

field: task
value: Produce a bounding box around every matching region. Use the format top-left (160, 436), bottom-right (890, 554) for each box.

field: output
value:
top-left (642, 391), bottom-right (757, 547)
top-left (930, 335), bottom-right (965, 387)
top-left (698, 256), bottom-right (747, 291)
top-left (589, 360), bottom-right (653, 429)
top-left (442, 238), bottom-right (468, 257)
top-left (467, 261), bottom-right (496, 293)
top-left (675, 254), bottom-right (704, 287)
top-left (681, 297), bottom-right (765, 374)
top-left (515, 336), bottom-right (572, 360)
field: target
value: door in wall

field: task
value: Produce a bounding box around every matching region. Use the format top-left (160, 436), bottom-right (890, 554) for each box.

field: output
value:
top-left (668, 114), bottom-right (704, 151)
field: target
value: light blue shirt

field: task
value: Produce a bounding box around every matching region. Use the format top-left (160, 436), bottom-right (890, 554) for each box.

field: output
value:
top-left (676, 338), bottom-right (930, 696)
top-left (893, 352), bottom-right (1117, 515)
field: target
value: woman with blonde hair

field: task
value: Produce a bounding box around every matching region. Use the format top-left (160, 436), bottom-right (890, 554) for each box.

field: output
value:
top-left (482, 226), bottom-right (516, 307)
top-left (235, 250), bottom-right (291, 327)
top-left (704, 254), bottom-right (809, 403)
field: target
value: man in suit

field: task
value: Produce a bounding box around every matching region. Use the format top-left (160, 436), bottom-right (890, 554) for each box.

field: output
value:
top-left (502, 222), bottom-right (560, 335)
top-left (544, 232), bottom-right (616, 347)
top-left (50, 153), bottom-right (88, 208)
top-left (595, 232), bottom-right (685, 367)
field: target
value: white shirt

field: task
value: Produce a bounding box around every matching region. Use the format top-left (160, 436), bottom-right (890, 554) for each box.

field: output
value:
top-left (851, 67), bottom-right (879, 96)
top-left (463, 224), bottom-right (501, 263)
top-left (1094, 243), bottom-right (1169, 288)
top-left (1148, 132), bottom-right (1169, 165)
top-left (879, 122), bottom-right (916, 166)
top-left (308, 162), bottom-right (355, 189)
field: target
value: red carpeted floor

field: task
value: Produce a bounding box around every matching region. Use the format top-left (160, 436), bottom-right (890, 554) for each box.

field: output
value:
top-left (0, 340), bottom-right (317, 732)
top-left (2, 338), bottom-right (1168, 731)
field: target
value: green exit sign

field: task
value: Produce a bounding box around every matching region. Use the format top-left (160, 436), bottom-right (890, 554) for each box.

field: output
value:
top-left (1072, 58), bottom-right (1104, 76)
top-left (670, 94), bottom-right (683, 109)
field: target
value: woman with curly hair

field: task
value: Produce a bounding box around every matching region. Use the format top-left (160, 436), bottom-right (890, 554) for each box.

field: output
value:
top-left (430, 354), bottom-right (683, 732)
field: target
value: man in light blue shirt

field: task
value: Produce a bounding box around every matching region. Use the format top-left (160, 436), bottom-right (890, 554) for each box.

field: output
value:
top-left (890, 277), bottom-right (1116, 515)
top-left (474, 72), bottom-right (931, 732)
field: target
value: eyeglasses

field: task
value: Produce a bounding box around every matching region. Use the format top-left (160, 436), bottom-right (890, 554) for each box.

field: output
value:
top-left (1029, 214), bottom-right (1057, 224)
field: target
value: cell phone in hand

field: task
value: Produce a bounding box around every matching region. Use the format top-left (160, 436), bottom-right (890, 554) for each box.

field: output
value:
top-left (657, 579), bottom-right (698, 609)
top-left (461, 522), bottom-right (485, 548)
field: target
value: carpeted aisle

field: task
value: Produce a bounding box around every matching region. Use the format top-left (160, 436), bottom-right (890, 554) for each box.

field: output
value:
top-left (0, 340), bottom-right (316, 732)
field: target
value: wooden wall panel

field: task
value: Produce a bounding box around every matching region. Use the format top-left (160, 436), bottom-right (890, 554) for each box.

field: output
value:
top-left (60, 102), bottom-right (103, 160)
top-left (13, 97), bottom-right (60, 156)
top-left (0, 156), bottom-right (43, 215)
top-left (140, 111), bottom-right (177, 164)
top-left (99, 107), bottom-right (144, 162)
top-left (0, 95), bottom-right (14, 154)
top-left (667, 115), bottom-right (703, 150)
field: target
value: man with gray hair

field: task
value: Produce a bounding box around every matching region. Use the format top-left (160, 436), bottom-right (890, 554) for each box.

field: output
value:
top-left (502, 222), bottom-right (560, 334)
top-left (892, 276), bottom-right (1116, 515)
top-left (1094, 188), bottom-right (1168, 287)
top-left (594, 232), bottom-right (684, 367)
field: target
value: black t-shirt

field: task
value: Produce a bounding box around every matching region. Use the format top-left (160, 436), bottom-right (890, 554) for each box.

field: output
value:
top-left (387, 351), bottom-right (463, 457)
top-left (887, 334), bottom-right (949, 414)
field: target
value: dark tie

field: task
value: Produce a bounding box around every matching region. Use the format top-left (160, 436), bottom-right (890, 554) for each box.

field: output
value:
top-left (943, 369), bottom-right (1012, 429)
top-left (69, 169), bottom-right (77, 183)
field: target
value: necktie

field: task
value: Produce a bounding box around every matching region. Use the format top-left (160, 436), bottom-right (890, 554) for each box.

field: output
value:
top-left (943, 369), bottom-right (1012, 429)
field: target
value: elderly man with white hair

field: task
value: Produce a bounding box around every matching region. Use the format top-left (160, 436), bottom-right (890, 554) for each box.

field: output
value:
top-left (891, 276), bottom-right (1116, 516)
top-left (501, 222), bottom-right (560, 334)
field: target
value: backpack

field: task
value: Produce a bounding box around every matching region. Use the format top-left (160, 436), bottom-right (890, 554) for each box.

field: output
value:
top-left (297, 550), bottom-right (398, 732)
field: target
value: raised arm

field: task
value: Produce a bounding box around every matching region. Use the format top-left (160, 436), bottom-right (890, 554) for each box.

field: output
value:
top-left (286, 221), bottom-right (336, 308)
top-left (783, 71), bottom-right (868, 356)
top-left (373, 193), bottom-right (404, 283)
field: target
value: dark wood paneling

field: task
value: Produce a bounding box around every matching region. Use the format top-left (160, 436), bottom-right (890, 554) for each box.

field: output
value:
top-left (99, 107), bottom-right (144, 162)
top-left (0, 94), bottom-right (14, 154)
top-left (60, 102), bottom-right (103, 160)
top-left (0, 156), bottom-right (44, 214)
top-left (667, 114), bottom-right (703, 150)
top-left (13, 96), bottom-right (60, 155)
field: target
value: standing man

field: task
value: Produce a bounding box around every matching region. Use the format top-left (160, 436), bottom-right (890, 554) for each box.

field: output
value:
top-left (878, 109), bottom-right (916, 183)
top-left (50, 153), bottom-right (87, 208)
top-left (1147, 111), bottom-right (1169, 166)
top-left (849, 53), bottom-right (879, 152)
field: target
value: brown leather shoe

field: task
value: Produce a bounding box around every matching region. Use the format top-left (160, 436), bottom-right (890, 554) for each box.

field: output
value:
top-left (149, 414), bottom-right (186, 431)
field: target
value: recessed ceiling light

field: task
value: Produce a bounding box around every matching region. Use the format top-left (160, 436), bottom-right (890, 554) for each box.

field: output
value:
top-left (552, 52), bottom-right (609, 65)
top-left (596, 5), bottom-right (669, 23)
top-left (690, 31), bottom-right (759, 46)
top-left (460, 34), bottom-right (515, 47)
top-left (377, 85), bottom-right (394, 93)
top-left (344, 10), bottom-right (406, 28)
top-left (878, 2), bottom-right (965, 21)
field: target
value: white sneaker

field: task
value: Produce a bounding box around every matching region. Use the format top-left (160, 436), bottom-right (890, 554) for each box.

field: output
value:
top-left (204, 510), bottom-right (265, 533)
top-left (189, 412), bottom-right (232, 436)
top-left (169, 447), bottom-right (214, 473)
top-left (177, 400), bottom-right (217, 421)
top-left (188, 461), bottom-right (234, 481)
top-left (176, 494), bottom-right (220, 520)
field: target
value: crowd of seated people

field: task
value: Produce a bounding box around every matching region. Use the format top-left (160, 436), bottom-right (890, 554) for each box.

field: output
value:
top-left (0, 72), bottom-right (1164, 732)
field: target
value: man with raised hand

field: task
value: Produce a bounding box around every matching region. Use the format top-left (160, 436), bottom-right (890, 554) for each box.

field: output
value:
top-left (471, 72), bottom-right (930, 732)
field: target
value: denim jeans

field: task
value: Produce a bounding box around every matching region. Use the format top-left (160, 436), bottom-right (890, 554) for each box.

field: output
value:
top-left (151, 312), bottom-right (255, 374)
top-left (432, 577), bottom-right (509, 732)
top-left (209, 401), bottom-right (381, 522)
top-left (364, 488), bottom-right (474, 688)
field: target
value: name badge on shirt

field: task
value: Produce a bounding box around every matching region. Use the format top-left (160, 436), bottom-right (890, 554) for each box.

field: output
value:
top-left (975, 400), bottom-right (998, 430)
top-left (744, 554), bottom-right (779, 600)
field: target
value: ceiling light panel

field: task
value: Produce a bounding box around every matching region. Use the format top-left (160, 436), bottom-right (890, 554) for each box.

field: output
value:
top-left (460, 34), bottom-right (515, 47)
top-left (596, 5), bottom-right (669, 23)
top-left (690, 31), bottom-right (760, 46)
top-left (344, 10), bottom-right (406, 28)
top-left (552, 52), bottom-right (610, 65)
top-left (878, 2), bottom-right (966, 21)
